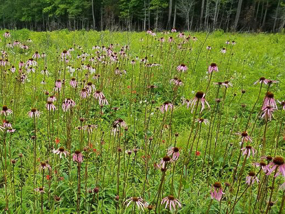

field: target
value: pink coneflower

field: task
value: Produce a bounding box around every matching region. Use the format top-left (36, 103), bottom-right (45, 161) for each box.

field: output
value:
top-left (222, 81), bottom-right (233, 88)
top-left (61, 50), bottom-right (70, 59)
top-left (237, 131), bottom-right (252, 142)
top-left (114, 118), bottom-right (127, 128)
top-left (254, 77), bottom-right (269, 85)
top-left (99, 96), bottom-right (109, 106)
top-left (3, 120), bottom-right (12, 128)
top-left (168, 37), bottom-right (173, 42)
top-left (73, 150), bottom-right (83, 163)
top-left (93, 90), bottom-right (105, 100)
top-left (48, 96), bottom-right (56, 102)
top-left (261, 106), bottom-right (275, 121)
top-left (125, 197), bottom-right (146, 210)
top-left (176, 64), bottom-right (188, 72)
top-left (196, 118), bottom-right (209, 125)
top-left (246, 171), bottom-right (259, 185)
top-left (231, 41), bottom-right (236, 45)
top-left (10, 66), bottom-right (16, 73)
top-left (32, 51), bottom-right (41, 59)
top-left (53, 147), bottom-right (69, 158)
top-left (85, 82), bottom-right (96, 94)
top-left (159, 156), bottom-right (171, 169)
top-left (40, 162), bottom-right (51, 171)
top-left (70, 78), bottom-right (77, 88)
top-left (266, 156), bottom-right (285, 177)
top-left (167, 147), bottom-right (180, 161)
top-left (160, 102), bottom-right (173, 113)
top-left (189, 92), bottom-right (210, 113)
top-left (1, 105), bottom-right (13, 116)
top-left (161, 195), bottom-right (182, 211)
top-left (171, 29), bottom-right (177, 33)
top-left (80, 89), bottom-right (88, 99)
top-left (55, 79), bottom-right (62, 89)
top-left (208, 63), bottom-right (218, 73)
top-left (28, 108), bottom-right (40, 118)
top-left (253, 161), bottom-right (267, 173)
top-left (7, 128), bottom-right (16, 133)
top-left (262, 92), bottom-right (277, 110)
top-left (225, 41), bottom-right (230, 45)
top-left (170, 77), bottom-right (183, 86)
top-left (62, 98), bottom-right (76, 112)
top-left (82, 124), bottom-right (97, 134)
top-left (46, 101), bottom-right (56, 111)
top-left (206, 46), bottom-right (212, 50)
top-left (210, 182), bottom-right (224, 201)
top-left (241, 145), bottom-right (256, 158)
top-left (26, 58), bottom-right (37, 67)
top-left (3, 31), bottom-right (10, 38)
top-left (278, 100), bottom-right (285, 110)
top-left (35, 187), bottom-right (45, 194)
top-left (221, 48), bottom-right (226, 54)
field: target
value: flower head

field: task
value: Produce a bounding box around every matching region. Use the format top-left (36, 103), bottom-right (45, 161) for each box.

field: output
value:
top-left (266, 156), bottom-right (285, 177)
top-left (189, 92), bottom-right (210, 113)
top-left (161, 195), bottom-right (182, 211)
top-left (28, 108), bottom-right (40, 118)
top-left (167, 147), bottom-right (180, 161)
top-left (73, 150), bottom-right (83, 163)
top-left (176, 64), bottom-right (188, 72)
top-left (160, 102), bottom-right (173, 113)
top-left (210, 182), bottom-right (224, 201)
top-left (1, 106), bottom-right (13, 116)
top-left (208, 63), bottom-right (218, 73)
top-left (125, 197), bottom-right (146, 210)
top-left (241, 145), bottom-right (255, 158)
top-left (53, 147), bottom-right (69, 158)
top-left (246, 171), bottom-right (259, 185)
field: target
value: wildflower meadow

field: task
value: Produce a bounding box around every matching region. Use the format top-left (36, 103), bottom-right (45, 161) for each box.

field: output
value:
top-left (0, 29), bottom-right (284, 213)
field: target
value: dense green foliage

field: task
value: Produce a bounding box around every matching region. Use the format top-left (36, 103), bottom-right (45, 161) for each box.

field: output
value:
top-left (0, 0), bottom-right (285, 32)
top-left (0, 30), bottom-right (284, 213)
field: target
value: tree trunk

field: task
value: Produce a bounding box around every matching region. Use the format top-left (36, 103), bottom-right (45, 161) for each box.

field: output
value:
top-left (91, 0), bottom-right (96, 30)
top-left (233, 0), bottom-right (243, 31)
top-left (167, 0), bottom-right (173, 29)
top-left (200, 0), bottom-right (205, 29)
top-left (172, 2), bottom-right (177, 29)
top-left (148, 0), bottom-right (151, 29)
top-left (143, 0), bottom-right (147, 31)
top-left (273, 0), bottom-right (281, 32)
top-left (204, 0), bottom-right (210, 30)
top-left (213, 0), bottom-right (220, 30)
top-left (155, 9), bottom-right (159, 30)
top-left (262, 0), bottom-right (269, 29)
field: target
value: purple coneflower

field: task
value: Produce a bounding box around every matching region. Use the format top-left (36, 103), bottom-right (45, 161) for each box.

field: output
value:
top-left (221, 48), bottom-right (226, 54)
top-left (125, 197), bottom-right (146, 210)
top-left (278, 100), bottom-right (285, 110)
top-left (206, 46), bottom-right (212, 50)
top-left (171, 28), bottom-right (177, 33)
top-left (160, 102), bottom-right (173, 113)
top-left (4, 31), bottom-right (10, 38)
top-left (80, 89), bottom-right (88, 99)
top-left (196, 118), bottom-right (209, 125)
top-left (246, 171), bottom-right (259, 185)
top-left (35, 187), bottom-right (45, 194)
top-left (28, 108), bottom-right (40, 118)
top-left (189, 92), bottom-right (210, 113)
top-left (262, 92), bottom-right (277, 110)
top-left (167, 147), bottom-right (180, 161)
top-left (32, 51), bottom-right (41, 59)
top-left (238, 131), bottom-right (252, 142)
top-left (261, 106), bottom-right (275, 121)
top-left (210, 182), bottom-right (224, 201)
top-left (222, 81), bottom-right (232, 88)
top-left (62, 98), bottom-right (76, 112)
top-left (170, 78), bottom-right (183, 86)
top-left (161, 195), bottom-right (182, 211)
top-left (208, 63), bottom-right (218, 73)
top-left (159, 156), bottom-right (171, 169)
top-left (114, 118), bottom-right (127, 128)
top-left (266, 156), bottom-right (285, 177)
top-left (48, 96), bottom-right (56, 102)
top-left (46, 101), bottom-right (56, 111)
top-left (253, 161), bottom-right (267, 173)
top-left (176, 64), bottom-right (188, 72)
top-left (73, 150), bottom-right (83, 163)
top-left (40, 162), bottom-right (51, 171)
top-left (93, 90), bottom-right (105, 100)
top-left (241, 145), bottom-right (256, 158)
top-left (1, 105), bottom-right (13, 116)
top-left (70, 78), bottom-right (77, 88)
top-left (53, 147), bottom-right (69, 158)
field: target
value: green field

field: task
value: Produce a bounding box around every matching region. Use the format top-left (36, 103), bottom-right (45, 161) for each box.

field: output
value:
top-left (0, 30), bottom-right (284, 213)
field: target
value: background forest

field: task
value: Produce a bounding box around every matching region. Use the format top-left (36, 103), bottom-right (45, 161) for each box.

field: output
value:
top-left (0, 0), bottom-right (285, 32)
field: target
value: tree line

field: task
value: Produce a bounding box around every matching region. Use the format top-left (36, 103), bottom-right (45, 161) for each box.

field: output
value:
top-left (0, 0), bottom-right (284, 32)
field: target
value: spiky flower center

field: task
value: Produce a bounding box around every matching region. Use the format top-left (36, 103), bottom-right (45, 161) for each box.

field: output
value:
top-left (213, 182), bottom-right (222, 188)
top-left (195, 91), bottom-right (204, 99)
top-left (163, 156), bottom-right (171, 162)
top-left (273, 156), bottom-right (284, 166)
top-left (248, 171), bottom-right (255, 177)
